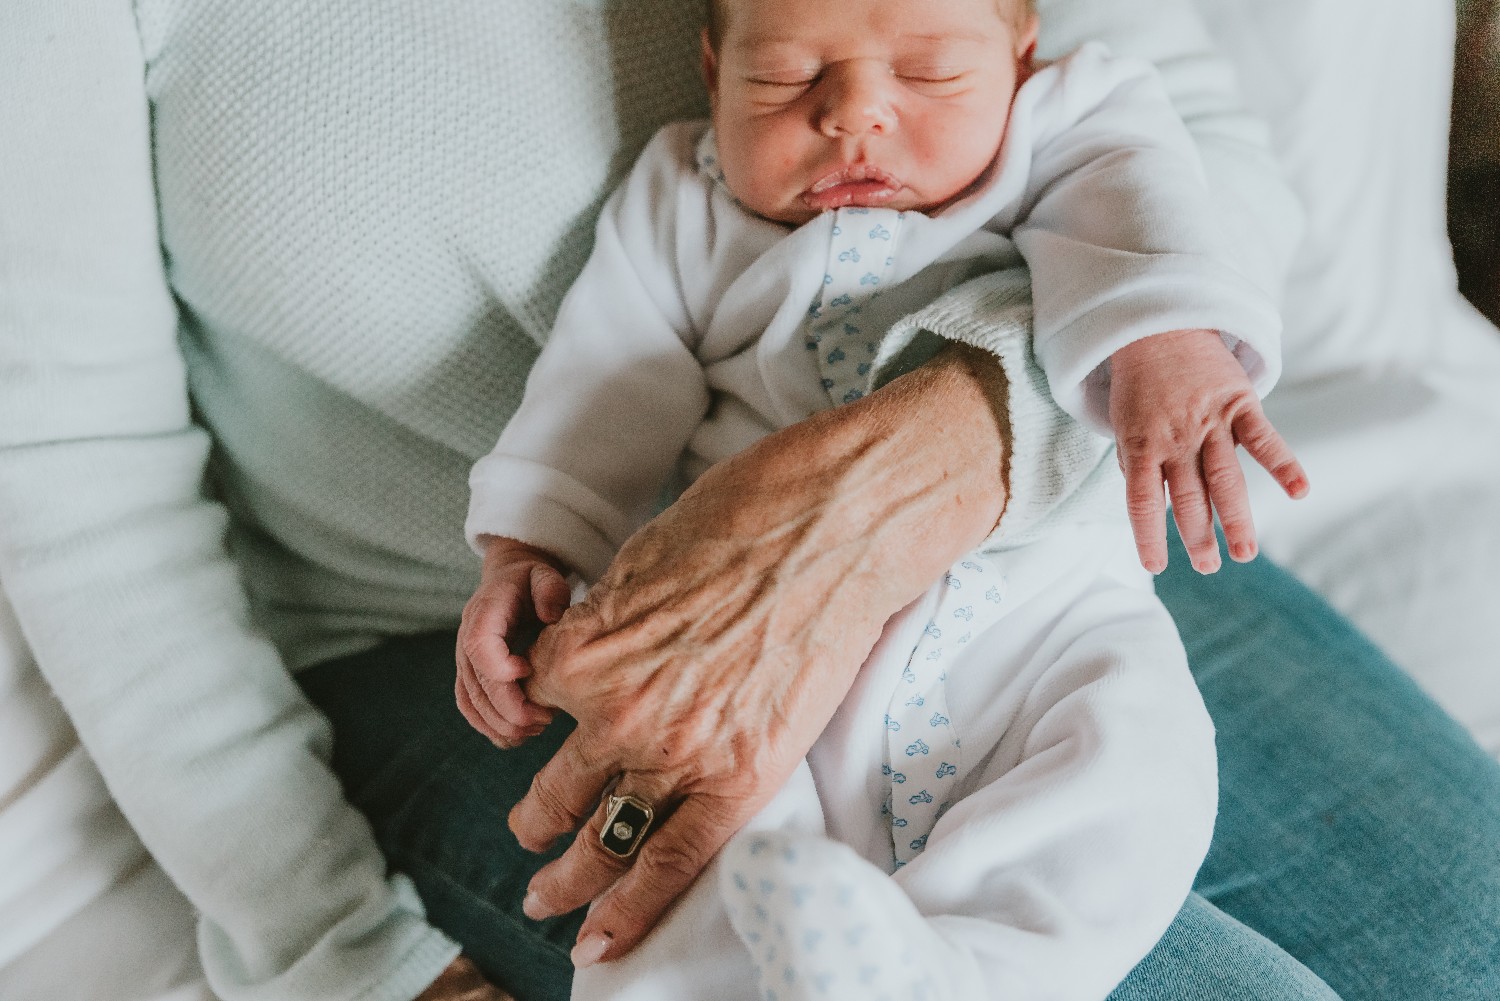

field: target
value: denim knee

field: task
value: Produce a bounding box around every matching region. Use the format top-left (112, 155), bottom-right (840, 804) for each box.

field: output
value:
top-left (1111, 895), bottom-right (1341, 1001)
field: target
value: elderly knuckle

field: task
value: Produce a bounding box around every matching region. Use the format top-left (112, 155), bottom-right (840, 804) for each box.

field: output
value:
top-left (581, 832), bottom-right (634, 877)
top-left (724, 733), bottom-right (792, 789)
top-left (637, 836), bottom-right (712, 891)
top-left (528, 776), bottom-right (585, 830)
top-left (530, 621), bottom-right (593, 681)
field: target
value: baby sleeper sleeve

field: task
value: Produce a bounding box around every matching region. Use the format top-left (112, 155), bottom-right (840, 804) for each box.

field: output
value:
top-left (465, 128), bottom-right (711, 581)
top-left (1010, 45), bottom-right (1284, 433)
top-left (1036, 0), bottom-right (1304, 300)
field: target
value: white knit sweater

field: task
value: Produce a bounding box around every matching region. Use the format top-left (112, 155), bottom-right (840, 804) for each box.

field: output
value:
top-left (0, 0), bottom-right (1299, 998)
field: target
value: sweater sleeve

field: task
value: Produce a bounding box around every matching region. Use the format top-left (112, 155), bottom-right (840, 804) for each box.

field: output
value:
top-left (465, 129), bottom-right (710, 582)
top-left (0, 4), bottom-right (458, 999)
top-left (1013, 45), bottom-right (1283, 433)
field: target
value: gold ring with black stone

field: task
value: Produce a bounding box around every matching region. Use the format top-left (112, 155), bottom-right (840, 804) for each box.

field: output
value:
top-left (599, 793), bottom-right (655, 859)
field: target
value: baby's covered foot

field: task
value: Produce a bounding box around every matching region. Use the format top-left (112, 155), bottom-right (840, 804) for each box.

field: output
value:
top-left (718, 830), bottom-right (953, 1001)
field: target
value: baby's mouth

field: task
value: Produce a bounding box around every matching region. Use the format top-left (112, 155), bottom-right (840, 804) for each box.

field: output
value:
top-left (801, 164), bottom-right (903, 211)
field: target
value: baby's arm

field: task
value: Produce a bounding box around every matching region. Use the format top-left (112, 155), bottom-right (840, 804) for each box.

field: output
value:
top-left (1012, 46), bottom-right (1305, 571)
top-left (461, 126), bottom-right (710, 742)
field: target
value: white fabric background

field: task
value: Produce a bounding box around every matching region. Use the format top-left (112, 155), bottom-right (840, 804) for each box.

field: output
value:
top-left (1196, 0), bottom-right (1500, 754)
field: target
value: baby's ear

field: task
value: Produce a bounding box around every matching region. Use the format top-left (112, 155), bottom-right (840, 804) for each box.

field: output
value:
top-left (1016, 11), bottom-right (1039, 64)
top-left (700, 27), bottom-right (719, 98)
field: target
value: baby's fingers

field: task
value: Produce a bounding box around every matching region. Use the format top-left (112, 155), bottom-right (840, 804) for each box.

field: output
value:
top-left (458, 594), bottom-right (552, 739)
top-left (462, 619), bottom-right (553, 732)
top-left (1202, 432), bottom-right (1256, 563)
top-left (1233, 408), bottom-right (1309, 499)
top-left (456, 652), bottom-right (535, 747)
top-left (1121, 452), bottom-right (1170, 575)
top-left (476, 656), bottom-right (555, 734)
top-left (1166, 459), bottom-right (1221, 574)
top-left (530, 563), bottom-right (572, 625)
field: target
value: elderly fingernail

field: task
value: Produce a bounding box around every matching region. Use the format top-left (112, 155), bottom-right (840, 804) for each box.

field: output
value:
top-left (522, 890), bottom-right (552, 920)
top-left (571, 932), bottom-right (611, 968)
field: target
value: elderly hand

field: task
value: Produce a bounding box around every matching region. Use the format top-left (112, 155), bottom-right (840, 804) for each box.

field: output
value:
top-left (508, 345), bottom-right (1009, 967)
top-left (1109, 328), bottom-right (1309, 575)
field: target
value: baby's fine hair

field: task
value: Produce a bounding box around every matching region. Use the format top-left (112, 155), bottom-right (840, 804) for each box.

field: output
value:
top-left (706, 0), bottom-right (1037, 50)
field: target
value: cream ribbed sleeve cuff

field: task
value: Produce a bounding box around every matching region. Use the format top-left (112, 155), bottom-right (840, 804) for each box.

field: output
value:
top-left (872, 270), bottom-right (1121, 552)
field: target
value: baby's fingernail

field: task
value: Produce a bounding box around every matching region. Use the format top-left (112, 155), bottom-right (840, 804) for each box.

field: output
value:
top-left (522, 890), bottom-right (552, 920)
top-left (571, 932), bottom-right (611, 968)
top-left (1196, 559), bottom-right (1221, 575)
top-left (1230, 542), bottom-right (1256, 562)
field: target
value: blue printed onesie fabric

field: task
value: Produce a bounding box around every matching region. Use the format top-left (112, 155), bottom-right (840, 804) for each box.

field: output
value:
top-left (718, 207), bottom-right (1011, 1001)
top-left (805, 205), bottom-right (1009, 864)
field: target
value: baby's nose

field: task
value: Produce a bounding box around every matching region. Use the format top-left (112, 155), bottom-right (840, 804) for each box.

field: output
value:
top-left (816, 62), bottom-right (897, 138)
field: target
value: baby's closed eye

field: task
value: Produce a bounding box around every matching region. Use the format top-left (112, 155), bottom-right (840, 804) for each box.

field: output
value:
top-left (892, 64), bottom-right (972, 95)
top-left (743, 68), bottom-right (820, 102)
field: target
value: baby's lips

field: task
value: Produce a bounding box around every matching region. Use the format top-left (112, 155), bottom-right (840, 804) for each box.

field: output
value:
top-left (801, 164), bottom-right (903, 211)
top-left (806, 163), bottom-right (900, 194)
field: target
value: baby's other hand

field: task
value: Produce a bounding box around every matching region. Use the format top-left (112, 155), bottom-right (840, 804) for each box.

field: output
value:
top-left (1109, 329), bottom-right (1309, 575)
top-left (456, 537), bottom-right (571, 747)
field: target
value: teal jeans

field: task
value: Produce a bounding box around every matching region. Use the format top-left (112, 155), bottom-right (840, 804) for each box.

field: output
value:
top-left (299, 533), bottom-right (1500, 1000)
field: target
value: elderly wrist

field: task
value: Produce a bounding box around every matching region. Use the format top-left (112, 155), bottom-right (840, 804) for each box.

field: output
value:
top-left (693, 345), bottom-right (1008, 612)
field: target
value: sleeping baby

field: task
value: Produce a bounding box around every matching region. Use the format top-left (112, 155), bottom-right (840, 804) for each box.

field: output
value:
top-left (459, 0), bottom-right (1307, 997)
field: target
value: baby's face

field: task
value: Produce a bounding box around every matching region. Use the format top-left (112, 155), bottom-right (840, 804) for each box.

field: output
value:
top-left (705, 0), bottom-right (1038, 226)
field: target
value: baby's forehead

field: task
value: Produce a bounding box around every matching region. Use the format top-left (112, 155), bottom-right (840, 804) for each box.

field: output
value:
top-left (715, 0), bottom-right (1024, 48)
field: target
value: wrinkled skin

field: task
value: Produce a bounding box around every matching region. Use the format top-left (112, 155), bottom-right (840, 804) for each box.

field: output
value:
top-left (458, 345), bottom-right (1008, 966)
top-left (1109, 328), bottom-right (1308, 575)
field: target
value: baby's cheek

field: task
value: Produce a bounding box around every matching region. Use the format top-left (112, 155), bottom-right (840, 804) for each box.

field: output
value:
top-left (931, 114), bottom-right (1009, 193)
top-left (738, 147), bottom-right (809, 222)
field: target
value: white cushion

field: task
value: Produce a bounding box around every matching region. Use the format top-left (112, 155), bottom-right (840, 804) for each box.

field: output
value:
top-left (1196, 0), bottom-right (1500, 753)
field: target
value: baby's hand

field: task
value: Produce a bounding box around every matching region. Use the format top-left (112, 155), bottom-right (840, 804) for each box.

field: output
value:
top-left (1109, 329), bottom-right (1309, 575)
top-left (455, 537), bottom-right (572, 747)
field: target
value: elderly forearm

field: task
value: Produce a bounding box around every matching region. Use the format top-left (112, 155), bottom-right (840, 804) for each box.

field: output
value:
top-left (700, 342), bottom-right (1009, 620)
